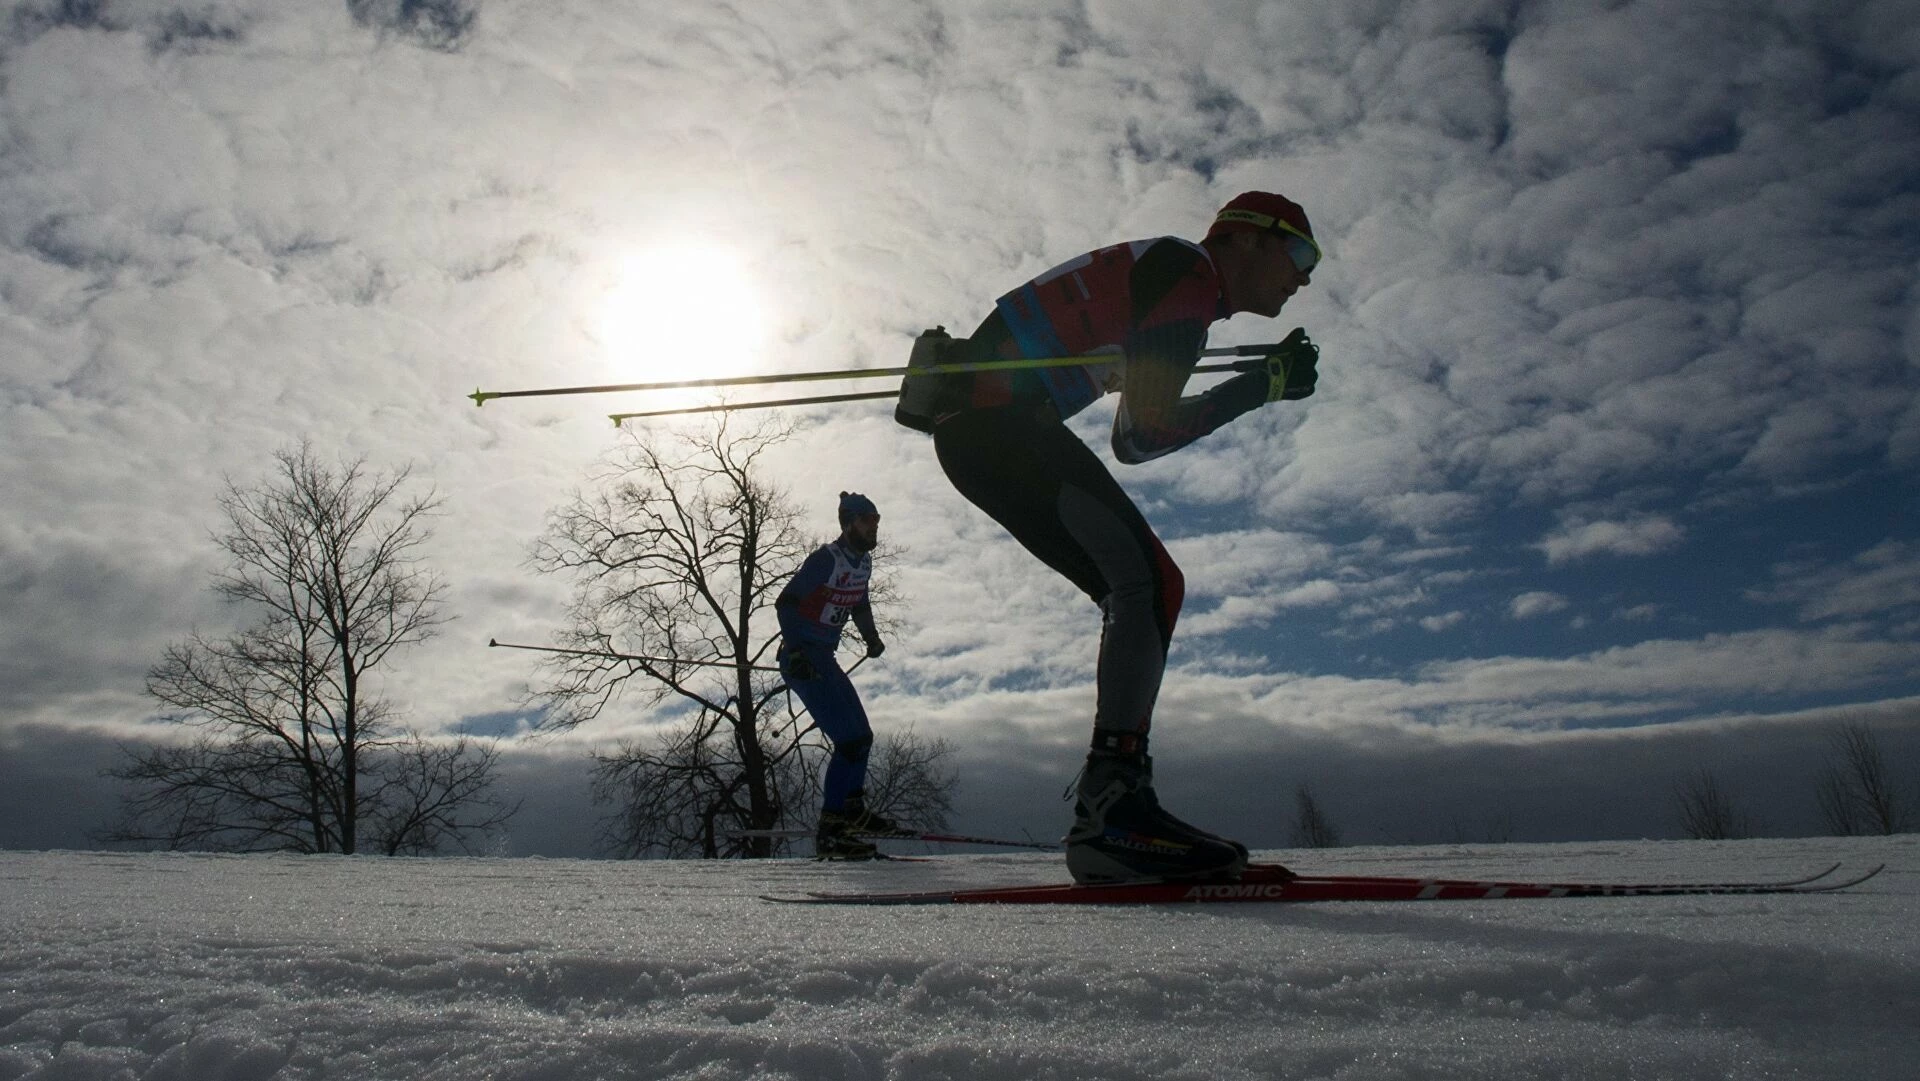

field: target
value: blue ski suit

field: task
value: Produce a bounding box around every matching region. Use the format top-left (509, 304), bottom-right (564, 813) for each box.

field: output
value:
top-left (776, 540), bottom-right (881, 811)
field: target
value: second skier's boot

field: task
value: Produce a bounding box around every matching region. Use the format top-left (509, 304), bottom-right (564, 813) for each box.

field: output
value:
top-left (816, 790), bottom-right (911, 860)
top-left (814, 811), bottom-right (879, 861)
top-left (836, 789), bottom-right (911, 837)
top-left (1063, 737), bottom-right (1248, 885)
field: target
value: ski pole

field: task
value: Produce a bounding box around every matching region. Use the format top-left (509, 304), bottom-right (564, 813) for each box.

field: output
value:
top-left (487, 638), bottom-right (783, 673)
top-left (605, 359), bottom-right (1265, 425)
top-left (469, 342), bottom-right (1285, 407)
top-left (610, 390), bottom-right (898, 425)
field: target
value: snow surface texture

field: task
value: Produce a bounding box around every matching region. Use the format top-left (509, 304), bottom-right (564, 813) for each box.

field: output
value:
top-left (3, 837), bottom-right (1915, 1081)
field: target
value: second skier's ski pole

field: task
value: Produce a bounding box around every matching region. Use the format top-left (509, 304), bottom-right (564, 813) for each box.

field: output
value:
top-left (487, 638), bottom-right (782, 673)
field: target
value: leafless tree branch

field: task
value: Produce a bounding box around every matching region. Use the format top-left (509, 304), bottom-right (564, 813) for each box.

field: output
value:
top-left (103, 442), bottom-right (509, 856)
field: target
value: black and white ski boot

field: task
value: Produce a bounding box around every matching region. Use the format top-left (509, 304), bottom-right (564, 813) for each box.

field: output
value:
top-left (1064, 741), bottom-right (1248, 885)
top-left (813, 825), bottom-right (879, 861)
top-left (815, 791), bottom-right (908, 860)
top-left (826, 790), bottom-right (912, 837)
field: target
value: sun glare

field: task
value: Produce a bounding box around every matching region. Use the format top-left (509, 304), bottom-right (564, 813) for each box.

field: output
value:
top-left (599, 246), bottom-right (768, 382)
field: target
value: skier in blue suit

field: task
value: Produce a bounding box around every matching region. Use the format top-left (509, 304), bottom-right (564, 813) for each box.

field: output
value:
top-left (776, 491), bottom-right (896, 859)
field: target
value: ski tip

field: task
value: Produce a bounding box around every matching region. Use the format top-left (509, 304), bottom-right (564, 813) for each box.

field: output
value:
top-left (1821, 863), bottom-right (1886, 891)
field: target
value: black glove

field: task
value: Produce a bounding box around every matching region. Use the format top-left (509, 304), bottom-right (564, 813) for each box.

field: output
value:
top-left (864, 637), bottom-right (886, 659)
top-left (782, 647), bottom-right (816, 682)
top-left (1263, 327), bottom-right (1319, 402)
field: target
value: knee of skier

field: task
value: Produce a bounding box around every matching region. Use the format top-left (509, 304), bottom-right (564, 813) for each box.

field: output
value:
top-left (835, 733), bottom-right (873, 766)
top-left (1104, 545), bottom-right (1182, 628)
top-left (1154, 543), bottom-right (1184, 629)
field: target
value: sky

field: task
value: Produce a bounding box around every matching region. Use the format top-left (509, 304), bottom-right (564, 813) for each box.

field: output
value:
top-left (2, 0), bottom-right (1919, 857)
top-left (4, 838), bottom-right (1916, 1079)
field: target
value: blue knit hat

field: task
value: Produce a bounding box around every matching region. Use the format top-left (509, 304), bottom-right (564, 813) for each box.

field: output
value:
top-left (838, 491), bottom-right (878, 526)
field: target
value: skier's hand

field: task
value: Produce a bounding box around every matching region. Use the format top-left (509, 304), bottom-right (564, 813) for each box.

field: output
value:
top-left (1262, 327), bottom-right (1319, 402)
top-left (782, 647), bottom-right (816, 681)
top-left (864, 637), bottom-right (886, 659)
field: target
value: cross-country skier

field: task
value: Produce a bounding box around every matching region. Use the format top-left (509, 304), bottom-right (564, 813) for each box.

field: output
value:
top-left (776, 491), bottom-right (896, 860)
top-left (901, 191), bottom-right (1323, 883)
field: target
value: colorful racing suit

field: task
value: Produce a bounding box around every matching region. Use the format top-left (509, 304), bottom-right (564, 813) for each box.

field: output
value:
top-left (930, 237), bottom-right (1269, 739)
top-left (776, 540), bottom-right (880, 812)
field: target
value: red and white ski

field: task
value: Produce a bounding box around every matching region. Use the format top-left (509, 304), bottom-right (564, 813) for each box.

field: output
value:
top-left (764, 862), bottom-right (1883, 906)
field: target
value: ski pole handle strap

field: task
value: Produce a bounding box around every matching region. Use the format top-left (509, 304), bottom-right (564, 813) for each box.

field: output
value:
top-left (1263, 327), bottom-right (1319, 402)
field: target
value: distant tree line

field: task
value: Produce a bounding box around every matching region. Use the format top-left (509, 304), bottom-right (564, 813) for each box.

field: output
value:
top-left (1672, 719), bottom-right (1914, 840)
top-left (1271, 717), bottom-right (1914, 851)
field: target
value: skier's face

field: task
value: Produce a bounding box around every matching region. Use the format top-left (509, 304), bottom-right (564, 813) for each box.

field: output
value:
top-left (1240, 232), bottom-right (1311, 317)
top-left (843, 513), bottom-right (880, 552)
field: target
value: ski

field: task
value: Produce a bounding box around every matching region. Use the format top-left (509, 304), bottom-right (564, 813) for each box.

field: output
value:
top-left (764, 862), bottom-right (1884, 906)
top-left (728, 827), bottom-right (1058, 851)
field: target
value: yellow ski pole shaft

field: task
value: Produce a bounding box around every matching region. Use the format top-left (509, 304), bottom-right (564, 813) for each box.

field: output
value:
top-left (470, 343), bottom-right (1284, 407)
top-left (605, 360), bottom-right (1255, 424)
top-left (610, 390), bottom-right (900, 425)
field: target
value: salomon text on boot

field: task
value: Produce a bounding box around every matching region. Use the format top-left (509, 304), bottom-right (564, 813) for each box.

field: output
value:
top-left (1063, 734), bottom-right (1247, 884)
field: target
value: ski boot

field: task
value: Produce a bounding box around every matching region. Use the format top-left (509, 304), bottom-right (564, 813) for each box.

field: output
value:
top-left (814, 791), bottom-right (906, 860)
top-left (813, 823), bottom-right (879, 861)
top-left (823, 789), bottom-right (912, 838)
top-left (1064, 737), bottom-right (1248, 885)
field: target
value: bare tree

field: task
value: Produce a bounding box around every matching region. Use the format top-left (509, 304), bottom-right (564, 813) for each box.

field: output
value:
top-left (530, 417), bottom-right (949, 858)
top-left (854, 729), bottom-right (958, 830)
top-left (1815, 721), bottom-right (1911, 836)
top-left (588, 716), bottom-right (814, 859)
top-left (1673, 766), bottom-right (1753, 840)
top-left (104, 443), bottom-right (509, 855)
top-left (365, 734), bottom-right (520, 856)
top-left (1288, 784), bottom-right (1342, 849)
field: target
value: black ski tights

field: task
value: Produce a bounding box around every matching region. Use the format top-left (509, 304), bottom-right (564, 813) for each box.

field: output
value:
top-left (933, 405), bottom-right (1183, 737)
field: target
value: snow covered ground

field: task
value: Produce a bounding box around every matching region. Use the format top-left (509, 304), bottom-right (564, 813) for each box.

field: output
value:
top-left (3, 836), bottom-right (1915, 1081)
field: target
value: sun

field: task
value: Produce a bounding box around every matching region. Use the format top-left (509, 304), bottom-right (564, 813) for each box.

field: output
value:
top-left (598, 245), bottom-right (767, 381)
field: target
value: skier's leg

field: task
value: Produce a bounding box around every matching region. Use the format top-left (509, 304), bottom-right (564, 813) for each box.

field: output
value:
top-left (935, 408), bottom-right (1179, 735)
top-left (1054, 481), bottom-right (1183, 738)
top-left (935, 408), bottom-right (1242, 882)
top-left (783, 646), bottom-right (880, 858)
top-left (810, 662), bottom-right (874, 811)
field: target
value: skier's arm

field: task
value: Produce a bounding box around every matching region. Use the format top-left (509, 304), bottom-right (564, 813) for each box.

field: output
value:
top-left (1110, 242), bottom-right (1268, 463)
top-left (775, 547), bottom-right (835, 641)
top-left (1112, 319), bottom-right (1270, 463)
top-left (849, 600), bottom-right (884, 657)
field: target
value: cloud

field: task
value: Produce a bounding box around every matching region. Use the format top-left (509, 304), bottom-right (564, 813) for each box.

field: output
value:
top-left (1539, 515), bottom-right (1685, 564)
top-left (1508, 591), bottom-right (1569, 620)
top-left (1752, 541), bottom-right (1920, 623)
top-left (347, 0), bottom-right (478, 51)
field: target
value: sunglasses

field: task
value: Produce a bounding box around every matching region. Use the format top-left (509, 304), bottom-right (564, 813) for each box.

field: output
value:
top-left (1274, 226), bottom-right (1321, 275)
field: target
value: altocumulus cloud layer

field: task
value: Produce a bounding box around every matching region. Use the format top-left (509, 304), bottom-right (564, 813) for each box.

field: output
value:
top-left (2, 0), bottom-right (1917, 852)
